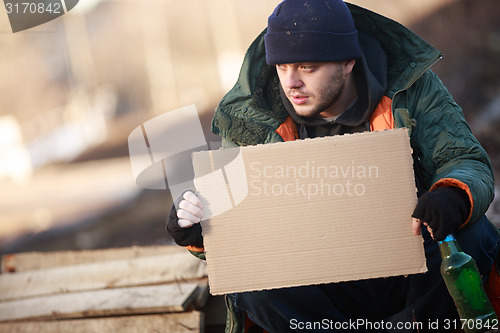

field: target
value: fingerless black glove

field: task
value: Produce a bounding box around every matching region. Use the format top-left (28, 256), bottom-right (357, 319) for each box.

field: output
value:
top-left (165, 203), bottom-right (204, 248)
top-left (412, 186), bottom-right (471, 241)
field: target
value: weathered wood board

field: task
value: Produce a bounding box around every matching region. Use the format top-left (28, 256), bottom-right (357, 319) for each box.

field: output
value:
top-left (0, 283), bottom-right (201, 322)
top-left (0, 252), bottom-right (207, 301)
top-left (0, 311), bottom-right (203, 333)
top-left (1, 245), bottom-right (187, 273)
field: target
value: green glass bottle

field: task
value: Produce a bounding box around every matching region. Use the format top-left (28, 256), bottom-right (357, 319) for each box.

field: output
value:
top-left (440, 234), bottom-right (498, 333)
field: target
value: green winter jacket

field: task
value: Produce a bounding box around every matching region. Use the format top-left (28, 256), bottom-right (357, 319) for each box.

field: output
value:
top-left (206, 3), bottom-right (495, 332)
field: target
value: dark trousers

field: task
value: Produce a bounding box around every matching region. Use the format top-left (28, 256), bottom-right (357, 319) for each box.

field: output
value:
top-left (227, 215), bottom-right (500, 332)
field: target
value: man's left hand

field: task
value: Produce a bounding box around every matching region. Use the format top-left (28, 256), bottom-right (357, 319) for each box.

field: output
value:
top-left (411, 187), bottom-right (470, 241)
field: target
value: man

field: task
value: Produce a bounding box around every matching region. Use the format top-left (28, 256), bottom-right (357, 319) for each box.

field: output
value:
top-left (167, 0), bottom-right (500, 332)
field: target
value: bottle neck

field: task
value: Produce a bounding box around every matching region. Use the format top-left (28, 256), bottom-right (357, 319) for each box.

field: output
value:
top-left (439, 234), bottom-right (461, 257)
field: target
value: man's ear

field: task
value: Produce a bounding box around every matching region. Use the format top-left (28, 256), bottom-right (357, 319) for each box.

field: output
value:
top-left (343, 59), bottom-right (356, 75)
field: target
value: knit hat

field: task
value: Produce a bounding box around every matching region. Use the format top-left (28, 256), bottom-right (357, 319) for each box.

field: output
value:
top-left (264, 0), bottom-right (361, 65)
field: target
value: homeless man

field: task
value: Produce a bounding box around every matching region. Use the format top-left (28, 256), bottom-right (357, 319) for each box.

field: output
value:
top-left (166, 0), bottom-right (500, 331)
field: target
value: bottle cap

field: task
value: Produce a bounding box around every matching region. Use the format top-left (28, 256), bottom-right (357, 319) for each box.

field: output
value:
top-left (439, 234), bottom-right (456, 244)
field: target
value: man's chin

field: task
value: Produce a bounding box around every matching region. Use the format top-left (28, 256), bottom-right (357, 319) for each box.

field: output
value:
top-left (293, 107), bottom-right (321, 118)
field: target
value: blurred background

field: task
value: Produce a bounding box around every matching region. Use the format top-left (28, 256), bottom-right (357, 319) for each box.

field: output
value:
top-left (0, 0), bottom-right (499, 255)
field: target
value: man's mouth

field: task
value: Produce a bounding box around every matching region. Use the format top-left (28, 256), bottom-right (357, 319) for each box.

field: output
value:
top-left (290, 94), bottom-right (308, 105)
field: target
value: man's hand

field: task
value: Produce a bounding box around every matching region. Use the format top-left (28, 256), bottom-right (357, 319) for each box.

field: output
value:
top-left (411, 187), bottom-right (470, 241)
top-left (177, 191), bottom-right (204, 228)
top-left (412, 218), bottom-right (435, 239)
top-left (166, 190), bottom-right (204, 248)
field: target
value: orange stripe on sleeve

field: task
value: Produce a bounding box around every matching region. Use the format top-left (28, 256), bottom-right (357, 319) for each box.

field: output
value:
top-left (186, 245), bottom-right (205, 253)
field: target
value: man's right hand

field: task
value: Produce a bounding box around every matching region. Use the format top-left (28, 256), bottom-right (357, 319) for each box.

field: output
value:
top-left (177, 191), bottom-right (204, 228)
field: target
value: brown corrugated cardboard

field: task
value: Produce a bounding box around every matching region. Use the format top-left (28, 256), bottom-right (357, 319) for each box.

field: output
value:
top-left (193, 128), bottom-right (427, 295)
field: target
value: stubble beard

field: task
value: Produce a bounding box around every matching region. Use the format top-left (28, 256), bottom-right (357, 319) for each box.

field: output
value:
top-left (288, 69), bottom-right (345, 119)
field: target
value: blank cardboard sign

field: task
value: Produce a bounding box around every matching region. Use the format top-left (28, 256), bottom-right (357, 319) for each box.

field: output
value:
top-left (193, 129), bottom-right (427, 295)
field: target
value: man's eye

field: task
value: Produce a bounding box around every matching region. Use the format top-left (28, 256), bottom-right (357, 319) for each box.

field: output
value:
top-left (300, 66), bottom-right (314, 71)
top-left (276, 64), bottom-right (286, 70)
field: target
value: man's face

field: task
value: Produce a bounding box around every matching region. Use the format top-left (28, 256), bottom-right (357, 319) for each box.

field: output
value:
top-left (276, 62), bottom-right (351, 118)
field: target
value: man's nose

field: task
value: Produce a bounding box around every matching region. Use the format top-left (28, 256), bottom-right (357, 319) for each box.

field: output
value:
top-left (283, 70), bottom-right (303, 89)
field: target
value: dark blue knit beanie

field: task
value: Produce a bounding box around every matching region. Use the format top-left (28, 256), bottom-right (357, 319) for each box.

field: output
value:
top-left (265, 0), bottom-right (361, 65)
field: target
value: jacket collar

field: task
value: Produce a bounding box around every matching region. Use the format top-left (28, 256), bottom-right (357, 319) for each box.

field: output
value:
top-left (347, 3), bottom-right (443, 98)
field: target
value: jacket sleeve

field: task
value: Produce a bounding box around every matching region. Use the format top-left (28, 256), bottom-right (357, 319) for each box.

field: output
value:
top-left (407, 70), bottom-right (494, 226)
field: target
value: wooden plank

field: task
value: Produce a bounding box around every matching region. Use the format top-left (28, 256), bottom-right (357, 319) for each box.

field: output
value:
top-left (192, 283), bottom-right (210, 309)
top-left (1, 245), bottom-right (186, 273)
top-left (0, 252), bottom-right (207, 301)
top-left (0, 311), bottom-right (203, 333)
top-left (0, 283), bottom-right (202, 322)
